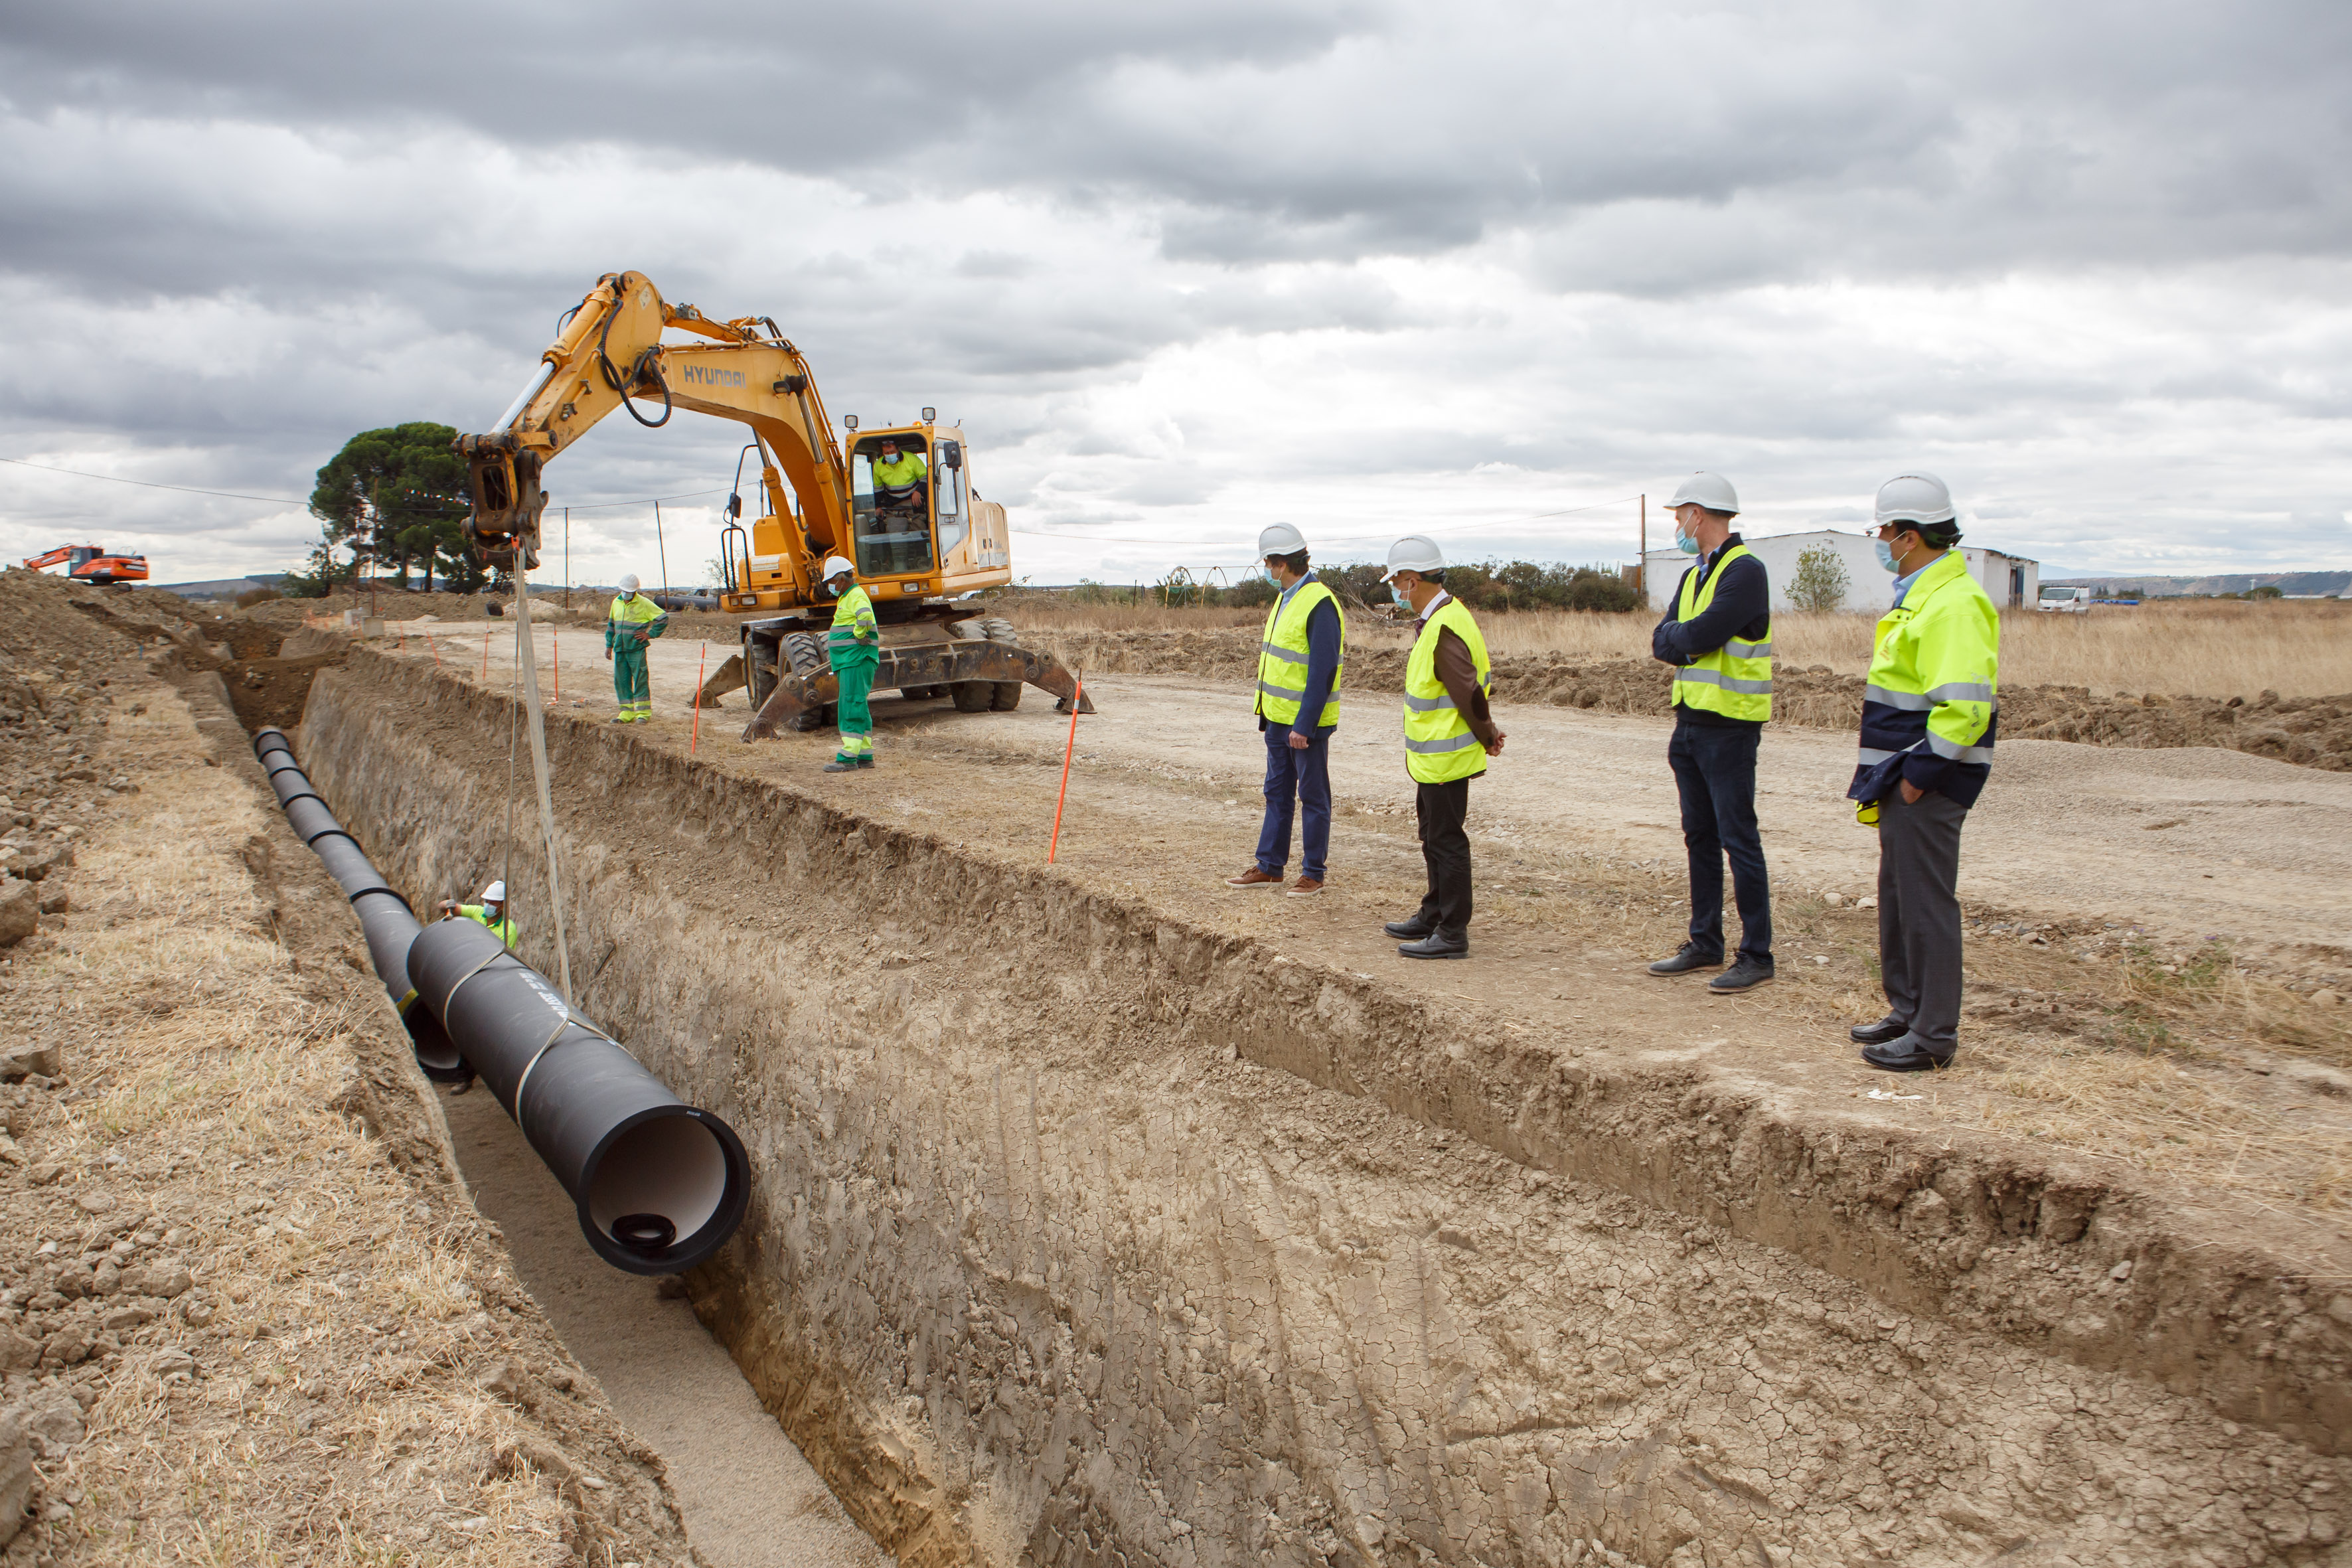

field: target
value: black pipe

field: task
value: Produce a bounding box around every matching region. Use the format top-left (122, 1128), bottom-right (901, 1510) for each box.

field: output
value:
top-left (252, 728), bottom-right (467, 1083)
top-left (406, 919), bottom-right (749, 1273)
top-left (250, 728), bottom-right (751, 1275)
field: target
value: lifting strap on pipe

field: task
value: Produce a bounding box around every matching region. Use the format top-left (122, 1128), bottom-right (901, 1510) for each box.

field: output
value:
top-left (512, 574), bottom-right (576, 1000)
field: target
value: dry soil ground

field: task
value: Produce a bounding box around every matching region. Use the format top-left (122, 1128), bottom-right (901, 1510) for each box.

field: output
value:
top-left (430, 616), bottom-right (2352, 1256)
top-left (0, 570), bottom-right (702, 1565)
top-left (0, 569), bottom-right (887, 1565)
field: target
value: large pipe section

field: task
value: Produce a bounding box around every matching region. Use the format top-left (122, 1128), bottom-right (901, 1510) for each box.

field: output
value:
top-left (252, 728), bottom-right (466, 1082)
top-left (250, 728), bottom-right (749, 1275)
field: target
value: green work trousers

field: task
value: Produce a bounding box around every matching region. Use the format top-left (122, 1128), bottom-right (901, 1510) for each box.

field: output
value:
top-left (613, 645), bottom-right (651, 720)
top-left (832, 650), bottom-right (876, 761)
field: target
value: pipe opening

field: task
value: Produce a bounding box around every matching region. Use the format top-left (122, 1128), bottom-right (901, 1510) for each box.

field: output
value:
top-left (583, 1109), bottom-right (740, 1271)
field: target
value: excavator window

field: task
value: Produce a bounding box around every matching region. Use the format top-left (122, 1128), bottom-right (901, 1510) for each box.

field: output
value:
top-left (848, 434), bottom-right (935, 578)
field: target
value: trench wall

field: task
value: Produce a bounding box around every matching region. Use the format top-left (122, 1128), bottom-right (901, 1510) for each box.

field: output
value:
top-left (296, 653), bottom-right (2351, 1565)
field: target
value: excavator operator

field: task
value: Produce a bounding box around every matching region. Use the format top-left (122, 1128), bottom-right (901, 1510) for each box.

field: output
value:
top-left (872, 437), bottom-right (928, 510)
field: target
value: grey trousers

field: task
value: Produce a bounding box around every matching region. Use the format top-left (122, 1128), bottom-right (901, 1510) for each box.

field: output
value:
top-left (1877, 787), bottom-right (1970, 1049)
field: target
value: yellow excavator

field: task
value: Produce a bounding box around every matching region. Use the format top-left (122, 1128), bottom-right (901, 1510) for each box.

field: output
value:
top-left (453, 270), bottom-right (1091, 736)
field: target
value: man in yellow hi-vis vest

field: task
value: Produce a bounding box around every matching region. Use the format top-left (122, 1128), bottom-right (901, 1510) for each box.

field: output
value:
top-left (1225, 524), bottom-right (1344, 897)
top-left (604, 573), bottom-right (668, 723)
top-left (1379, 535), bottom-right (1502, 960)
top-left (1847, 473), bottom-right (2000, 1072)
top-left (1646, 471), bottom-right (1776, 993)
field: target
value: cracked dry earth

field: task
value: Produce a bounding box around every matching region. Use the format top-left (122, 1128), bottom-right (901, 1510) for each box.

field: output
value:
top-left (301, 640), bottom-right (2352, 1568)
top-left (0, 570), bottom-right (699, 1565)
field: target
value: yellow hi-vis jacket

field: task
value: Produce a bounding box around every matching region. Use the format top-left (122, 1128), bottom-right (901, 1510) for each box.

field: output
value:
top-left (826, 584), bottom-right (878, 667)
top-left (1402, 596), bottom-right (1493, 784)
top-left (874, 451), bottom-right (928, 489)
top-left (457, 904), bottom-right (516, 949)
top-left (1254, 579), bottom-right (1344, 729)
top-left (1852, 550), bottom-right (2000, 808)
top-left (605, 591), bottom-right (667, 650)
top-left (1670, 543), bottom-right (1773, 722)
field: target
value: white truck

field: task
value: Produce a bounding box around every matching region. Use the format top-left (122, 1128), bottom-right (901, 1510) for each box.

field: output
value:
top-left (2037, 585), bottom-right (2092, 613)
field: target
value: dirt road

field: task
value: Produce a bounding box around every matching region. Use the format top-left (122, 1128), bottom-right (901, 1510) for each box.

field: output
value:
top-left (437, 619), bottom-right (2352, 961)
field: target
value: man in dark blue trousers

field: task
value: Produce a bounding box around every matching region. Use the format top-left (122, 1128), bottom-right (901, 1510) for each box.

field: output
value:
top-left (1646, 472), bottom-right (1776, 993)
top-left (1227, 523), bottom-right (1344, 897)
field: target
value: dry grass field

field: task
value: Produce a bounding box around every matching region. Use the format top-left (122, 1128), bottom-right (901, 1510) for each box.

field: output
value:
top-left (1001, 594), bottom-right (2352, 699)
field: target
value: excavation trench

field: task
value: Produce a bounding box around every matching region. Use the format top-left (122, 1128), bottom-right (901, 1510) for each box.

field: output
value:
top-left (286, 649), bottom-right (2352, 1568)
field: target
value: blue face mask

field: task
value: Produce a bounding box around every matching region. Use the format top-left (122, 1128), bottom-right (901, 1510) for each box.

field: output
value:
top-left (1675, 532), bottom-right (1700, 556)
top-left (1874, 538), bottom-right (1901, 574)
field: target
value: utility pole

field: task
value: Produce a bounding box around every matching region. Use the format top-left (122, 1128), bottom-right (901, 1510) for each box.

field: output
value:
top-left (1638, 493), bottom-right (1646, 603)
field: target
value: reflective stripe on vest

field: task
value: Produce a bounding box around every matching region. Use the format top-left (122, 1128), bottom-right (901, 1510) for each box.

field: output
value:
top-left (1670, 544), bottom-right (1772, 722)
top-left (1255, 578), bottom-right (1344, 728)
top-left (1401, 597), bottom-right (1492, 784)
top-left (827, 585), bottom-right (878, 656)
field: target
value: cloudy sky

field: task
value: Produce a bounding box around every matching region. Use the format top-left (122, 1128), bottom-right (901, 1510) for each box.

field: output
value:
top-left (2, 0), bottom-right (2347, 588)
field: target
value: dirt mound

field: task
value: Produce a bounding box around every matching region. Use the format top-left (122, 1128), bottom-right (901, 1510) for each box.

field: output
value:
top-left (1020, 624), bottom-right (2352, 769)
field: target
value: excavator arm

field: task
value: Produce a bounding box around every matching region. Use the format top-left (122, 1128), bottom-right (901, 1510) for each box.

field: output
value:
top-left (453, 272), bottom-right (853, 575)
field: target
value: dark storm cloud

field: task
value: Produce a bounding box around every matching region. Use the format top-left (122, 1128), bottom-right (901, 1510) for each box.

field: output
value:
top-left (7, 0), bottom-right (2347, 289)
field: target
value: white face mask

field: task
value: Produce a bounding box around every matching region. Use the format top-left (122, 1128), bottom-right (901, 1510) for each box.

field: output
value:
top-left (619, 590), bottom-right (635, 601)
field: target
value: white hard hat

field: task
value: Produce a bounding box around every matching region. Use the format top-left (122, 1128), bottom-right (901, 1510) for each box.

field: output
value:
top-left (481, 880), bottom-right (507, 903)
top-left (1666, 472), bottom-right (1740, 515)
top-left (1257, 522), bottom-right (1307, 556)
top-left (821, 555), bottom-right (856, 579)
top-left (1875, 472), bottom-right (1958, 528)
top-left (1383, 535), bottom-right (1445, 579)
top-left (618, 573), bottom-right (640, 592)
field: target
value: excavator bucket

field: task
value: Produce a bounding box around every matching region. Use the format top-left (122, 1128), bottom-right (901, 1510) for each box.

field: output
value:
top-left (742, 639), bottom-right (1095, 742)
top-left (455, 437), bottom-right (547, 571)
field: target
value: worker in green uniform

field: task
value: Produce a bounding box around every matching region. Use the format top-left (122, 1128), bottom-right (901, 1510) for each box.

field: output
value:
top-left (821, 555), bottom-right (879, 773)
top-left (437, 880), bottom-right (516, 949)
top-left (604, 573), bottom-right (668, 722)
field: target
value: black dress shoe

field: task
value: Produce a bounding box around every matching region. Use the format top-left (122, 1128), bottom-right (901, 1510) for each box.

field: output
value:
top-left (1646, 942), bottom-right (1723, 976)
top-left (1862, 1033), bottom-right (1955, 1072)
top-left (1384, 916), bottom-right (1437, 939)
top-left (1849, 1015), bottom-right (1909, 1046)
top-left (1398, 933), bottom-right (1468, 960)
top-left (1709, 957), bottom-right (1774, 992)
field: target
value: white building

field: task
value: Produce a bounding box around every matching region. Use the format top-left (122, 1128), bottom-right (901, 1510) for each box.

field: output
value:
top-left (1641, 529), bottom-right (2039, 614)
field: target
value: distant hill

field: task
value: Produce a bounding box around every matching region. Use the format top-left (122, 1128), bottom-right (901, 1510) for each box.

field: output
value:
top-left (153, 576), bottom-right (284, 599)
top-left (2042, 570), bottom-right (2347, 598)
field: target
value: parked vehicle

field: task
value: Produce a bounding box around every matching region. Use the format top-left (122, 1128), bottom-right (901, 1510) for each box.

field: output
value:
top-left (2037, 585), bottom-right (2092, 613)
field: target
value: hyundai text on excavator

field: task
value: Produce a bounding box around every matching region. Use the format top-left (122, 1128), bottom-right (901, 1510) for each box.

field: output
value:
top-left (450, 270), bottom-right (1091, 740)
top-left (23, 545), bottom-right (149, 587)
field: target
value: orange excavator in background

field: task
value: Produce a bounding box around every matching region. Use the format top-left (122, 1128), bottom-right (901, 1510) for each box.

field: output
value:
top-left (452, 270), bottom-right (1091, 738)
top-left (23, 545), bottom-right (149, 587)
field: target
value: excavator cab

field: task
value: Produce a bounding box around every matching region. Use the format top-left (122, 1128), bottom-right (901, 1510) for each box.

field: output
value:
top-left (848, 430), bottom-right (941, 579)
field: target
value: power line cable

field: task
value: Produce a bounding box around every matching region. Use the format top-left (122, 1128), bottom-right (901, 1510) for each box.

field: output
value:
top-left (1010, 495), bottom-right (1643, 550)
top-left (0, 455), bottom-right (724, 516)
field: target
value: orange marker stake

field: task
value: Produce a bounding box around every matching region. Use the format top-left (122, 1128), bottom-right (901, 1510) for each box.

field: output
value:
top-left (428, 634), bottom-right (442, 669)
top-left (1048, 672), bottom-right (1086, 864)
top-left (551, 629), bottom-right (559, 702)
top-left (690, 641), bottom-right (706, 753)
top-left (481, 631), bottom-right (491, 682)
